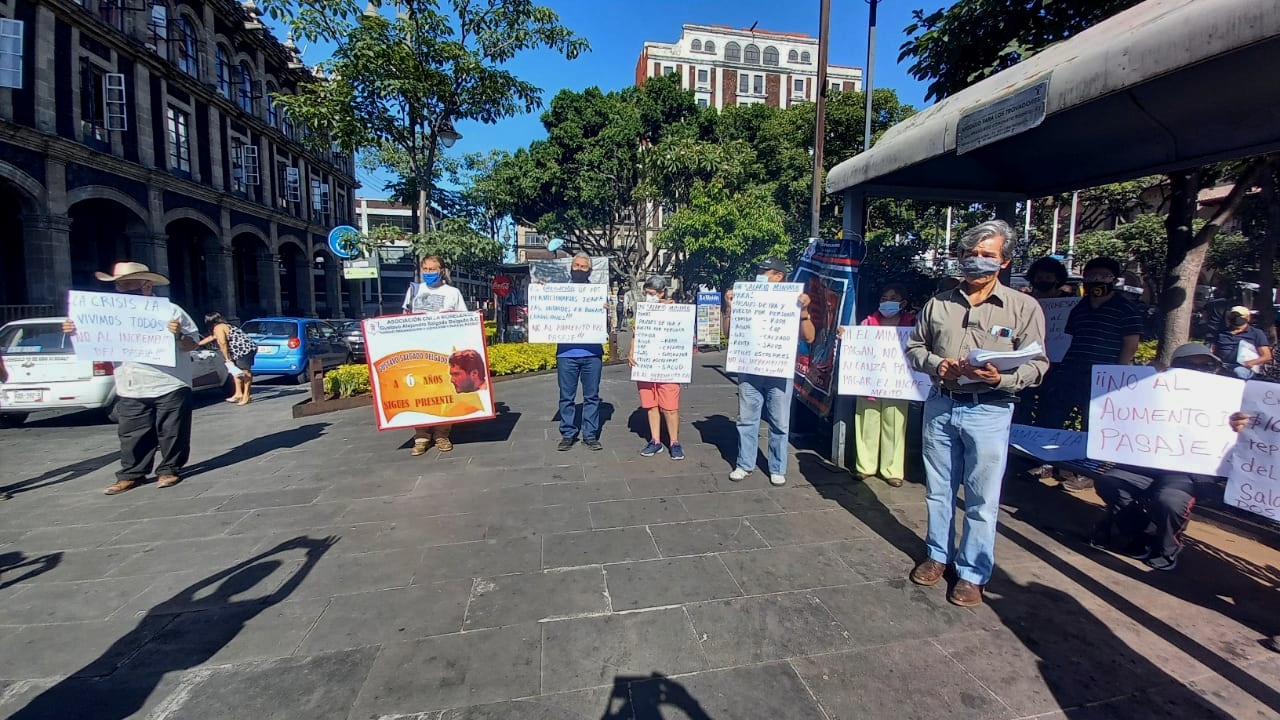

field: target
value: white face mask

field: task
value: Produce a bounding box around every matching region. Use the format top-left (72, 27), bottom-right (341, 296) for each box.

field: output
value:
top-left (642, 294), bottom-right (660, 303)
top-left (755, 275), bottom-right (769, 283)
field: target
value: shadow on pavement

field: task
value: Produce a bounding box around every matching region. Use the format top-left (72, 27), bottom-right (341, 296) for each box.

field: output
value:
top-left (0, 551), bottom-right (62, 590)
top-left (10, 535), bottom-right (336, 720)
top-left (181, 423), bottom-right (330, 479)
top-left (551, 402), bottom-right (616, 438)
top-left (462, 402), bottom-right (521, 443)
top-left (600, 673), bottom-right (713, 719)
top-left (1, 450), bottom-right (120, 499)
top-left (692, 414), bottom-right (738, 467)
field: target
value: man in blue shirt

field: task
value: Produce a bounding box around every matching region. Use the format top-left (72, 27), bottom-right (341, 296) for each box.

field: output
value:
top-left (557, 253), bottom-right (606, 451)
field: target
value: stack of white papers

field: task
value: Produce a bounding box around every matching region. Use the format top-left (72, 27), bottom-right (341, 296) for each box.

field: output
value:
top-left (958, 341), bottom-right (1042, 385)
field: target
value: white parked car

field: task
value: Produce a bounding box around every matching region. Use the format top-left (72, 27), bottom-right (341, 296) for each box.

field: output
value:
top-left (0, 316), bottom-right (230, 427)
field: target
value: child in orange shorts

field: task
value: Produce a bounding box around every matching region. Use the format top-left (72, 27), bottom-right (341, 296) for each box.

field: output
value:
top-left (630, 276), bottom-right (685, 460)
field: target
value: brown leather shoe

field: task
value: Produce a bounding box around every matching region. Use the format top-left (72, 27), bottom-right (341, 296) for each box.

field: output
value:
top-left (156, 475), bottom-right (180, 488)
top-left (909, 558), bottom-right (946, 586)
top-left (883, 476), bottom-right (904, 488)
top-left (104, 479), bottom-right (139, 495)
top-left (948, 579), bottom-right (984, 607)
top-left (411, 439), bottom-right (430, 457)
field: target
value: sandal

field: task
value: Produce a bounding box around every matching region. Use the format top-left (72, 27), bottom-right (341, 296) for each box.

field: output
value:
top-left (104, 479), bottom-right (139, 495)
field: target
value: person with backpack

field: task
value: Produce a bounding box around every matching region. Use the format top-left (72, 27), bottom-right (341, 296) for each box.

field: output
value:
top-left (403, 255), bottom-right (469, 456)
top-left (199, 312), bottom-right (257, 405)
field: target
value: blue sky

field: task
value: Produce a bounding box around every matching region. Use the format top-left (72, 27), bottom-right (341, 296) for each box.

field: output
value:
top-left (278, 0), bottom-right (939, 197)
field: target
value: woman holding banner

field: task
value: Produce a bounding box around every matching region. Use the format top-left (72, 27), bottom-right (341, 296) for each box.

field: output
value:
top-left (406, 255), bottom-right (469, 456)
top-left (628, 276), bottom-right (686, 461)
top-left (845, 284), bottom-right (915, 487)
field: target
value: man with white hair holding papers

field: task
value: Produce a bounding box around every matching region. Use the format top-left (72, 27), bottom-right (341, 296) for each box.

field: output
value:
top-left (905, 220), bottom-right (1048, 607)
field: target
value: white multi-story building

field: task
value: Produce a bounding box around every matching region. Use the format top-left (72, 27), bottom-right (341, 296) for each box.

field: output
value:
top-left (636, 23), bottom-right (863, 111)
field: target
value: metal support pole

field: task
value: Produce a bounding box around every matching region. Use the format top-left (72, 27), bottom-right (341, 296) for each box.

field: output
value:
top-left (1067, 190), bottom-right (1080, 273)
top-left (810, 0), bottom-right (832, 239)
top-left (862, 0), bottom-right (879, 153)
top-left (830, 188), bottom-right (866, 470)
top-left (1024, 199), bottom-right (1033, 247)
top-left (944, 205), bottom-right (953, 254)
top-left (1050, 202), bottom-right (1060, 255)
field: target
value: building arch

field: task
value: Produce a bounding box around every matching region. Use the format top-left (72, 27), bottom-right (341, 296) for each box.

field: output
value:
top-left (161, 206), bottom-right (218, 236)
top-left (228, 222), bottom-right (268, 245)
top-left (763, 46), bottom-right (779, 66)
top-left (0, 160), bottom-right (46, 212)
top-left (66, 185), bottom-right (149, 224)
top-left (744, 44), bottom-right (760, 64)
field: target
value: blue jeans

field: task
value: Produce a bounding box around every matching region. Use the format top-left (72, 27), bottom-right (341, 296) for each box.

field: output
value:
top-left (558, 355), bottom-right (602, 440)
top-left (735, 373), bottom-right (792, 475)
top-left (921, 394), bottom-right (1014, 585)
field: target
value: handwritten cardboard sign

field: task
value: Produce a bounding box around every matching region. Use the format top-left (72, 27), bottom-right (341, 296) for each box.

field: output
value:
top-left (836, 326), bottom-right (932, 401)
top-left (726, 282), bottom-right (803, 379)
top-left (1009, 423), bottom-right (1088, 462)
top-left (1224, 380), bottom-right (1280, 520)
top-left (67, 290), bottom-right (176, 367)
top-left (1039, 297), bottom-right (1077, 363)
top-left (1087, 366), bottom-right (1242, 475)
top-left (631, 303), bottom-right (696, 384)
top-left (528, 283), bottom-right (608, 344)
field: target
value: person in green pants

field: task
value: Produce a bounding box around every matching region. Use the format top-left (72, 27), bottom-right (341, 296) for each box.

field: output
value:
top-left (852, 284), bottom-right (916, 487)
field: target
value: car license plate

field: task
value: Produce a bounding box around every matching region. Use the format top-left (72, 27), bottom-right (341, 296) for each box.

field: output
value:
top-left (14, 390), bottom-right (43, 403)
top-left (257, 345), bottom-right (277, 355)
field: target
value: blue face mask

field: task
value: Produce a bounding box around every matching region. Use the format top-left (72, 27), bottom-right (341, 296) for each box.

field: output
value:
top-left (878, 301), bottom-right (901, 316)
top-left (421, 272), bottom-right (441, 286)
top-left (959, 256), bottom-right (1003, 279)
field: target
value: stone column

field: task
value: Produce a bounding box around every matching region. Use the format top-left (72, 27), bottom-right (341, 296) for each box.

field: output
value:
top-left (294, 252), bottom-right (315, 317)
top-left (21, 213), bottom-right (73, 308)
top-left (205, 243), bottom-right (237, 320)
top-left (325, 259), bottom-right (343, 319)
top-left (127, 231), bottom-right (170, 291)
top-left (257, 252), bottom-right (282, 315)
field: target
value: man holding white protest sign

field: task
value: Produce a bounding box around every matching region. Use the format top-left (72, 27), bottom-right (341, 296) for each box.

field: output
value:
top-left (63, 262), bottom-right (201, 495)
top-left (628, 276), bottom-right (695, 460)
top-left (726, 258), bottom-right (813, 487)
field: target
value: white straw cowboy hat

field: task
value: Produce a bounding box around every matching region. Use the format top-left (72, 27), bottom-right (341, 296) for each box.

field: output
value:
top-left (94, 261), bottom-right (170, 286)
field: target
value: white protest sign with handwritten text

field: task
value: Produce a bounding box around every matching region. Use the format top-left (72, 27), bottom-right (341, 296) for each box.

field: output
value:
top-left (1039, 297), bottom-right (1077, 363)
top-left (1087, 366), bottom-right (1242, 475)
top-left (1224, 381), bottom-right (1280, 520)
top-left (726, 282), bottom-right (802, 379)
top-left (67, 290), bottom-right (176, 367)
top-left (836, 325), bottom-right (932, 401)
top-left (528, 283), bottom-right (608, 344)
top-left (1009, 423), bottom-right (1088, 462)
top-left (631, 303), bottom-right (696, 384)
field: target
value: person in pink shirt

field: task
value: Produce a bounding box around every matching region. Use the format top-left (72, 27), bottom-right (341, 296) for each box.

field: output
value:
top-left (852, 283), bottom-right (916, 487)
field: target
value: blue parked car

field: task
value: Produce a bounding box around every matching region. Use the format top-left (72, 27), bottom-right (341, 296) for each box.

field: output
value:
top-left (241, 317), bottom-right (353, 384)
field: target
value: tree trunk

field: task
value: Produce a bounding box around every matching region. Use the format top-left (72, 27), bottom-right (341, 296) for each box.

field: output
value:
top-left (1260, 167), bottom-right (1280, 344)
top-left (1155, 170), bottom-right (1203, 368)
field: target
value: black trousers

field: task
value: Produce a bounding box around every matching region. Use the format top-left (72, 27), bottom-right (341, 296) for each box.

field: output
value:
top-left (1095, 469), bottom-right (1196, 560)
top-left (1036, 362), bottom-right (1093, 430)
top-left (116, 387), bottom-right (193, 481)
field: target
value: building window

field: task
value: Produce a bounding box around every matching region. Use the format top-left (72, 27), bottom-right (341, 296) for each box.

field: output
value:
top-left (831, 81), bottom-right (840, 92)
top-left (696, 68), bottom-right (708, 84)
top-left (763, 46), bottom-right (778, 66)
top-left (95, 0), bottom-right (125, 31)
top-left (753, 74), bottom-right (763, 95)
top-left (79, 59), bottom-right (109, 142)
top-left (0, 19), bottom-right (22, 90)
top-left (788, 49), bottom-right (798, 63)
top-left (663, 64), bottom-right (674, 76)
top-left (800, 51), bottom-right (811, 63)
top-left (737, 73), bottom-right (748, 94)
top-left (690, 39), bottom-right (701, 52)
top-left (525, 232), bottom-right (545, 247)
top-left (744, 44), bottom-right (760, 64)
top-left (215, 45), bottom-right (232, 97)
top-left (282, 110), bottom-right (295, 140)
top-left (281, 165), bottom-right (301, 204)
top-left (696, 98), bottom-right (708, 108)
top-left (147, 3), bottom-right (167, 54)
top-left (265, 83), bottom-right (278, 126)
top-left (166, 105), bottom-right (191, 173)
top-left (724, 42), bottom-right (740, 62)
top-left (236, 61), bottom-right (255, 112)
top-left (794, 78), bottom-right (804, 94)
top-left (704, 40), bottom-right (715, 55)
top-left (175, 16), bottom-right (198, 76)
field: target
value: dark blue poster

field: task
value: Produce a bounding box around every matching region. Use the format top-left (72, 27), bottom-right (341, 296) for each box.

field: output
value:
top-left (793, 235), bottom-right (865, 418)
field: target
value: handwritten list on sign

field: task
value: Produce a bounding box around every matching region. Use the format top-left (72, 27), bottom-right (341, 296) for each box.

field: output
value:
top-left (1224, 381), bottom-right (1280, 520)
top-left (528, 283), bottom-right (608, 344)
top-left (67, 290), bottom-right (176, 367)
top-left (725, 282), bottom-right (802, 379)
top-left (1039, 297), bottom-right (1078, 363)
top-left (631, 303), bottom-right (696, 383)
top-left (836, 326), bottom-right (932, 401)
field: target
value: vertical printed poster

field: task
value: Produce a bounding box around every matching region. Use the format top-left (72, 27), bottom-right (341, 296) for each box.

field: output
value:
top-left (696, 292), bottom-right (722, 346)
top-left (363, 312), bottom-right (496, 431)
top-left (631, 303), bottom-right (696, 384)
top-left (793, 236), bottom-right (864, 418)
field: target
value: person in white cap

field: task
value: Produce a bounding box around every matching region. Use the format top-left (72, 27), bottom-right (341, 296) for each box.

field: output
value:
top-left (63, 262), bottom-right (201, 495)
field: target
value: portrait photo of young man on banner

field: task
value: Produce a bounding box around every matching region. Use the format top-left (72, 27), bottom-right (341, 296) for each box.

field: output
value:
top-left (793, 236), bottom-right (865, 417)
top-left (362, 313), bottom-right (496, 431)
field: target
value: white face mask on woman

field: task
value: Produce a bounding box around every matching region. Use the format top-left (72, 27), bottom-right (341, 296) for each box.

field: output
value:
top-left (642, 293), bottom-right (660, 303)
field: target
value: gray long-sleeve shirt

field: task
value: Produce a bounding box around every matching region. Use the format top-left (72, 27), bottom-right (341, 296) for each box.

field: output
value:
top-left (906, 282), bottom-right (1049, 394)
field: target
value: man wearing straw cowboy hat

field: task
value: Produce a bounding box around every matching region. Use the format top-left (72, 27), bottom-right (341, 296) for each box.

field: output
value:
top-left (62, 262), bottom-right (202, 495)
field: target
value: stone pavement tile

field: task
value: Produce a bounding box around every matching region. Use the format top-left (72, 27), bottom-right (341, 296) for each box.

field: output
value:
top-left (118, 597), bottom-right (329, 675)
top-left (297, 581), bottom-right (472, 654)
top-left (587, 461), bottom-right (717, 484)
top-left (590, 498), bottom-right (691, 530)
top-left (624, 473), bottom-right (717, 498)
top-left (207, 486), bottom-right (325, 512)
top-left (463, 566), bottom-right (609, 630)
top-left (290, 547), bottom-right (420, 600)
top-left (349, 624), bottom-right (542, 716)
top-left (543, 527), bottom-right (660, 569)
top-left (0, 667), bottom-right (187, 720)
top-left (316, 515), bottom-right (489, 550)
top-left (745, 509), bottom-right (870, 546)
top-left (1044, 686), bottom-right (1243, 720)
top-left (718, 543), bottom-right (861, 595)
top-left (438, 686), bottom-right (611, 720)
top-left (106, 536), bottom-right (265, 578)
top-left (828, 537), bottom-right (916, 583)
top-left (414, 536), bottom-right (544, 584)
top-left (813, 580), bottom-right (976, 649)
top-left (685, 591), bottom-right (854, 668)
top-left (415, 484), bottom-right (545, 516)
top-left (416, 465), bottom-right (586, 494)
top-left (105, 495), bottom-right (230, 522)
top-left (224, 501), bottom-right (350, 535)
top-left (467, 449), bottom-right (570, 471)
top-left (109, 561), bottom-right (306, 620)
top-left (312, 473), bottom-right (420, 502)
top-left (674, 489), bottom-right (784, 520)
top-left (12, 546), bottom-right (134, 584)
top-left (482, 504), bottom-right (593, 539)
top-left (541, 607), bottom-right (707, 694)
top-left (791, 640), bottom-right (1011, 720)
top-left (104, 510), bottom-right (250, 546)
top-left (1185, 656), bottom-right (1280, 720)
top-left (0, 616), bottom-right (172, 681)
top-left (604, 556), bottom-right (742, 611)
top-left (339, 495), bottom-right (470, 524)
top-left (13, 521), bottom-right (138, 552)
top-left (0, 575), bottom-right (155, 625)
top-left (157, 646), bottom-right (380, 720)
top-left (627, 661), bottom-right (827, 719)
top-left (648, 518), bottom-right (769, 557)
top-left (541, 479), bottom-right (633, 506)
top-left (767, 485), bottom-right (854, 513)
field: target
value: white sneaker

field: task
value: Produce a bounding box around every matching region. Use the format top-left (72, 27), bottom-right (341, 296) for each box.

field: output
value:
top-left (770, 474), bottom-right (786, 486)
top-left (728, 468), bottom-right (749, 481)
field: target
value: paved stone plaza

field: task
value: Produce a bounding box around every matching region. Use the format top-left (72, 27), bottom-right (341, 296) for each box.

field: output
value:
top-left (1, 353), bottom-right (1278, 719)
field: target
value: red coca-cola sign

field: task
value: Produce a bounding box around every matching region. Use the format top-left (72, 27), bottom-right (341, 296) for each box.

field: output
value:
top-left (491, 275), bottom-right (512, 297)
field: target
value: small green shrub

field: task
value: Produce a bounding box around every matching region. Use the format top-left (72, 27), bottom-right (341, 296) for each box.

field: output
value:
top-left (1134, 339), bottom-right (1158, 366)
top-left (324, 364), bottom-right (371, 398)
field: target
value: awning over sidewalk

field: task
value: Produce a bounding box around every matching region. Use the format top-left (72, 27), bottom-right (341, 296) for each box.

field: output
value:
top-left (826, 0), bottom-right (1280, 200)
